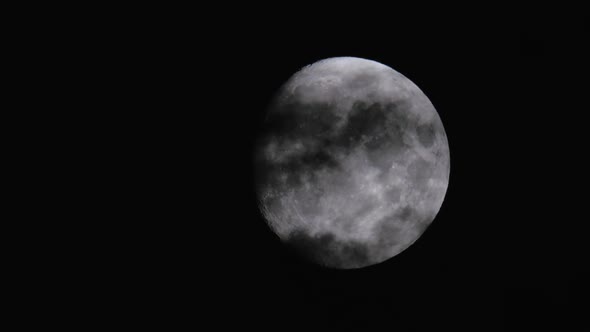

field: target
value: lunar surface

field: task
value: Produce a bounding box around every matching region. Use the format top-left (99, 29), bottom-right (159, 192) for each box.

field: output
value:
top-left (254, 57), bottom-right (450, 269)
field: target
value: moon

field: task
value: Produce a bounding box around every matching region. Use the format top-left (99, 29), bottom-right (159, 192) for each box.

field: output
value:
top-left (254, 57), bottom-right (450, 269)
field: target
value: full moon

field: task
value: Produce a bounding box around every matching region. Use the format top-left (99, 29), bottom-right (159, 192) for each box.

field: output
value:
top-left (254, 57), bottom-right (450, 269)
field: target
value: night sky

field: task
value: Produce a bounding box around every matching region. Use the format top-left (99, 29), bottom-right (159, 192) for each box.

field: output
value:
top-left (110, 11), bottom-right (586, 331)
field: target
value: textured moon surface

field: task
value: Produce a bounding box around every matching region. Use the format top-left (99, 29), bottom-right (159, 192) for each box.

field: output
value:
top-left (254, 57), bottom-right (450, 269)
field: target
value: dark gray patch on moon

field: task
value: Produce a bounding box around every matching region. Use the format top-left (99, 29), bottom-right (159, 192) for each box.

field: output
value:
top-left (408, 158), bottom-right (434, 190)
top-left (254, 57), bottom-right (450, 269)
top-left (346, 72), bottom-right (377, 90)
top-left (417, 123), bottom-right (437, 147)
top-left (397, 206), bottom-right (415, 221)
top-left (384, 187), bottom-right (402, 204)
top-left (286, 229), bottom-right (372, 269)
top-left (343, 101), bottom-right (411, 156)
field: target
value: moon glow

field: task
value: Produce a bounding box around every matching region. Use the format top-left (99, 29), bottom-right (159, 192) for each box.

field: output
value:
top-left (254, 57), bottom-right (450, 269)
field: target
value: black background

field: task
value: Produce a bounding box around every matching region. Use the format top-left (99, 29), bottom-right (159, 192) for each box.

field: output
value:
top-left (102, 10), bottom-right (587, 331)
